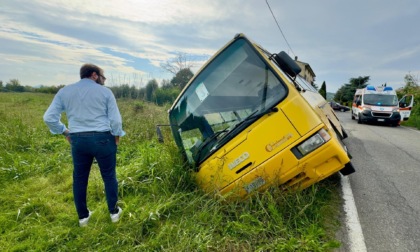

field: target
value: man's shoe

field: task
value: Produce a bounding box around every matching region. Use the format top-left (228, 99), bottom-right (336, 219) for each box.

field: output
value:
top-left (79, 211), bottom-right (93, 227)
top-left (110, 207), bottom-right (122, 223)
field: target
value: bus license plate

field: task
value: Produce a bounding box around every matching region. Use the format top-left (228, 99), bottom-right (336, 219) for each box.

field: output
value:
top-left (378, 119), bottom-right (385, 122)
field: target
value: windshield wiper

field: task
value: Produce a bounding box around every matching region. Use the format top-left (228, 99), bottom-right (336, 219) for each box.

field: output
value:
top-left (192, 107), bottom-right (279, 165)
top-left (193, 128), bottom-right (229, 164)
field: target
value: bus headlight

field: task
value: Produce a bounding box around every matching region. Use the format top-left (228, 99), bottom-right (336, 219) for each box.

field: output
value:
top-left (392, 108), bottom-right (400, 112)
top-left (296, 129), bottom-right (331, 156)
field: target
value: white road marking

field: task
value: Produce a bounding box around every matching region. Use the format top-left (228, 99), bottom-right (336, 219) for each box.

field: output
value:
top-left (341, 174), bottom-right (367, 252)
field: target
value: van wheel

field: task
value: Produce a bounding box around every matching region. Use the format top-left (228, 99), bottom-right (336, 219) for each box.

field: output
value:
top-left (351, 112), bottom-right (355, 120)
top-left (357, 114), bottom-right (362, 124)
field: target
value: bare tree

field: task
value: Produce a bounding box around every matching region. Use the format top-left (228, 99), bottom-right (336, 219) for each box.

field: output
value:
top-left (160, 52), bottom-right (194, 75)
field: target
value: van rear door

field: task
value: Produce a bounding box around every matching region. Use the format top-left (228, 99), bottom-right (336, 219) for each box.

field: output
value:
top-left (399, 94), bottom-right (414, 121)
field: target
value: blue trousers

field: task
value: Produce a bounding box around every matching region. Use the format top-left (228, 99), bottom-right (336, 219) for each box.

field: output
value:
top-left (70, 131), bottom-right (119, 219)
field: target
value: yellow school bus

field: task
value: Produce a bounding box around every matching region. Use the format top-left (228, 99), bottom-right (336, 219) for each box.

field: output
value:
top-left (167, 33), bottom-right (355, 198)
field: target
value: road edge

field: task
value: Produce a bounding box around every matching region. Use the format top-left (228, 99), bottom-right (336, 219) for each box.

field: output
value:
top-left (341, 174), bottom-right (367, 252)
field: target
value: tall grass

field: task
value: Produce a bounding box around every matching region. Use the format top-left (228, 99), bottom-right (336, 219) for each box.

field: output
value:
top-left (0, 93), bottom-right (343, 251)
top-left (401, 115), bottom-right (420, 130)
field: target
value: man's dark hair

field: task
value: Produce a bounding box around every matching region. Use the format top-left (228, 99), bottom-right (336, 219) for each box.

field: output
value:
top-left (80, 64), bottom-right (101, 79)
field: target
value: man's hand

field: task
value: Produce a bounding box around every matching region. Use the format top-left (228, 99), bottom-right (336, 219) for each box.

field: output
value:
top-left (62, 130), bottom-right (70, 143)
top-left (115, 136), bottom-right (120, 145)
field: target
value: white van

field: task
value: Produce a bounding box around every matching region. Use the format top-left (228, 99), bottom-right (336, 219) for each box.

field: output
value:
top-left (351, 86), bottom-right (401, 126)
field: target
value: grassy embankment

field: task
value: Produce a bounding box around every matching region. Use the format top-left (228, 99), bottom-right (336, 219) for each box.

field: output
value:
top-left (0, 92), bottom-right (343, 251)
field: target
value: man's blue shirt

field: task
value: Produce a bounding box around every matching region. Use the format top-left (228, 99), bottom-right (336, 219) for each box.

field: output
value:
top-left (43, 78), bottom-right (126, 136)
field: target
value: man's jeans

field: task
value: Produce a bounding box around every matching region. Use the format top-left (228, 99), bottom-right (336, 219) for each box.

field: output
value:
top-left (70, 131), bottom-right (118, 219)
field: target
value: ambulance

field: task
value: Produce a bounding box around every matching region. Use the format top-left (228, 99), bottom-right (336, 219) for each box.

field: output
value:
top-left (351, 85), bottom-right (401, 126)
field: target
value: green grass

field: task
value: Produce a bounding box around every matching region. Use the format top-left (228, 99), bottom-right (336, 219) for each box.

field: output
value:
top-left (0, 93), bottom-right (343, 251)
top-left (401, 116), bottom-right (420, 129)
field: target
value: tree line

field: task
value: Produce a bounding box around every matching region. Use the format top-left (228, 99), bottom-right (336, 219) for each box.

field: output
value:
top-left (0, 67), bottom-right (194, 106)
top-left (0, 79), bottom-right (64, 94)
top-left (1, 66), bottom-right (418, 116)
top-left (1, 53), bottom-right (197, 106)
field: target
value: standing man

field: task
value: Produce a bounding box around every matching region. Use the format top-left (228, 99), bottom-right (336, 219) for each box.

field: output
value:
top-left (44, 63), bottom-right (125, 227)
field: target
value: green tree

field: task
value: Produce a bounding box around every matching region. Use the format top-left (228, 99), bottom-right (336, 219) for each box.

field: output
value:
top-left (319, 81), bottom-right (327, 99)
top-left (5, 79), bottom-right (24, 92)
top-left (110, 84), bottom-right (130, 99)
top-left (397, 73), bottom-right (420, 124)
top-left (401, 73), bottom-right (419, 94)
top-left (0, 80), bottom-right (3, 92)
top-left (160, 79), bottom-right (173, 90)
top-left (36, 85), bottom-right (65, 94)
top-left (129, 85), bottom-right (139, 99)
top-left (145, 79), bottom-right (159, 102)
top-left (24, 86), bottom-right (35, 92)
top-left (154, 87), bottom-right (180, 105)
top-left (334, 76), bottom-right (370, 103)
top-left (170, 68), bottom-right (194, 90)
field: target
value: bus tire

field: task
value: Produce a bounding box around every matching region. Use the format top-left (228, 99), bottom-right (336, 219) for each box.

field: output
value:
top-left (342, 127), bottom-right (348, 139)
top-left (340, 162), bottom-right (356, 175)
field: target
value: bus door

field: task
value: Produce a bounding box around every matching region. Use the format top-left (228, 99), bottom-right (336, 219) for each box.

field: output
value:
top-left (399, 94), bottom-right (414, 121)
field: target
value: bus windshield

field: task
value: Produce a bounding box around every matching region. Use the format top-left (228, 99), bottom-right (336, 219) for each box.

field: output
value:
top-left (363, 94), bottom-right (398, 106)
top-left (169, 38), bottom-right (288, 165)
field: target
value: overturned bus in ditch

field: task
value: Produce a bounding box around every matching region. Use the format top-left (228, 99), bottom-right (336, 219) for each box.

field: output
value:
top-left (165, 33), bottom-right (355, 198)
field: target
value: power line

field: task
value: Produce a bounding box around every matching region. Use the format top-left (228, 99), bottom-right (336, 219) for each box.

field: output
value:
top-left (265, 0), bottom-right (295, 57)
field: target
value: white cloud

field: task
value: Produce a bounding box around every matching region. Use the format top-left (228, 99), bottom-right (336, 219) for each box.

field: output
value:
top-left (0, 0), bottom-right (419, 92)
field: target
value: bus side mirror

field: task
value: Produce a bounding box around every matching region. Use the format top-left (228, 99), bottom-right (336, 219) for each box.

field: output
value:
top-left (273, 51), bottom-right (302, 78)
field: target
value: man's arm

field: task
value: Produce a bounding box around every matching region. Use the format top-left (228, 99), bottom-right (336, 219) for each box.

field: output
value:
top-left (107, 91), bottom-right (126, 141)
top-left (43, 93), bottom-right (68, 135)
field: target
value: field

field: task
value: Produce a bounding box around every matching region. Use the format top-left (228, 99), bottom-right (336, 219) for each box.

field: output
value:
top-left (0, 93), bottom-right (343, 251)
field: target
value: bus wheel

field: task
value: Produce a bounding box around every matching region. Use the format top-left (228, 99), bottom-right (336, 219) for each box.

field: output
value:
top-left (357, 114), bottom-right (362, 124)
top-left (351, 112), bottom-right (355, 120)
top-left (342, 127), bottom-right (348, 139)
top-left (340, 162), bottom-right (356, 175)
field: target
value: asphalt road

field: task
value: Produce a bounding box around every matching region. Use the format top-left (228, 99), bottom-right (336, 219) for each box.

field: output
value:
top-left (336, 111), bottom-right (420, 251)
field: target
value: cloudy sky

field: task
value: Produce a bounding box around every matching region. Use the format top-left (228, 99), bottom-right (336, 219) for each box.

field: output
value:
top-left (1, 0), bottom-right (419, 93)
